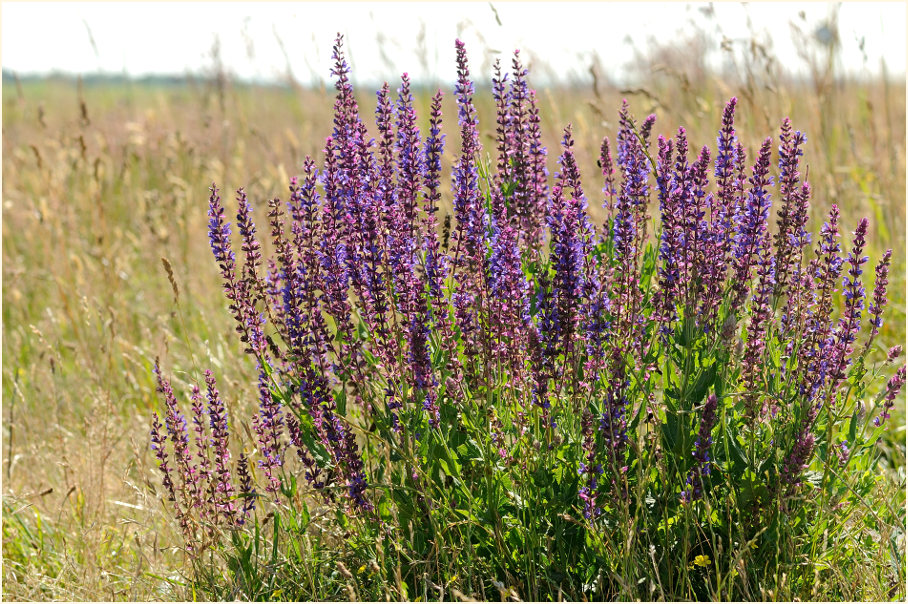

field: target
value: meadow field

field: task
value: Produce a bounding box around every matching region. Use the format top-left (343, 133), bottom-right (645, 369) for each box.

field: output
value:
top-left (2, 30), bottom-right (905, 601)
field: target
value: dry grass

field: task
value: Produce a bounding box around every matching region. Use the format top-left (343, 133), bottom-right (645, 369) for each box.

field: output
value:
top-left (2, 39), bottom-right (904, 600)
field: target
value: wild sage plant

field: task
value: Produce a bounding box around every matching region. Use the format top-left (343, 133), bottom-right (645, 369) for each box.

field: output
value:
top-left (151, 35), bottom-right (905, 600)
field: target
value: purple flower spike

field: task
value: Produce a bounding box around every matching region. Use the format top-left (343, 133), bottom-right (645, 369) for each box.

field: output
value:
top-left (578, 410), bottom-right (603, 520)
top-left (874, 365), bottom-right (906, 428)
top-left (827, 218), bottom-right (869, 391)
top-left (253, 366), bottom-right (284, 498)
top-left (600, 136), bottom-right (617, 218)
top-left (773, 118), bottom-right (808, 295)
top-left (451, 39), bottom-right (483, 270)
top-left (422, 90), bottom-right (448, 308)
top-left (549, 125), bottom-right (592, 352)
top-left (189, 385), bottom-right (212, 498)
top-left (408, 293), bottom-right (437, 422)
top-left (732, 138), bottom-right (773, 308)
top-left (781, 428), bottom-right (816, 487)
top-left (236, 188), bottom-right (264, 304)
top-left (236, 452), bottom-right (256, 524)
top-left (797, 205), bottom-right (843, 396)
top-left (681, 394), bottom-right (718, 503)
top-left (863, 249), bottom-right (892, 354)
top-left (741, 246), bottom-right (776, 417)
top-left (209, 185), bottom-right (267, 359)
top-left (150, 411), bottom-right (177, 504)
top-left (525, 89), bottom-right (549, 255)
top-left (715, 98), bottom-right (738, 218)
top-left (395, 73), bottom-right (423, 238)
top-left (489, 220), bottom-right (531, 369)
top-left (154, 364), bottom-right (202, 540)
top-left (205, 370), bottom-right (236, 521)
top-left (491, 59), bottom-right (512, 224)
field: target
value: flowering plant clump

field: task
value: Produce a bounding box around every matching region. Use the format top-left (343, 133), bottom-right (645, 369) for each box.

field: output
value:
top-left (150, 35), bottom-right (905, 601)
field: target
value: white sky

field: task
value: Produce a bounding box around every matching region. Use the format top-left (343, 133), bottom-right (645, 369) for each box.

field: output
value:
top-left (1, 2), bottom-right (905, 85)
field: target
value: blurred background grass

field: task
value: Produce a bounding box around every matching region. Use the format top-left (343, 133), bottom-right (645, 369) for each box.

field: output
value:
top-left (2, 9), bottom-right (905, 600)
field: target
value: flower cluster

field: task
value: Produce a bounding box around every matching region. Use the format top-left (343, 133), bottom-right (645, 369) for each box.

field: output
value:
top-left (681, 394), bottom-right (719, 504)
top-left (152, 35), bottom-right (904, 550)
top-left (150, 364), bottom-right (255, 547)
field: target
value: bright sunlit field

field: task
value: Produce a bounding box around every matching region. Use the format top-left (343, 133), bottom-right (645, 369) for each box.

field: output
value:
top-left (2, 25), bottom-right (905, 601)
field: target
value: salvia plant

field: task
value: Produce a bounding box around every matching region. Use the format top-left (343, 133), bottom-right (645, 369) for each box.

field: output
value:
top-left (150, 35), bottom-right (905, 601)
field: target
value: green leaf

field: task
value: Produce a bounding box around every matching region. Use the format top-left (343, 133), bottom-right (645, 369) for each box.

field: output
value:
top-left (457, 438), bottom-right (484, 462)
top-left (804, 470), bottom-right (823, 486)
top-left (689, 363), bottom-right (716, 406)
top-left (502, 180), bottom-right (517, 200)
top-left (676, 315), bottom-right (696, 348)
top-left (640, 242), bottom-right (658, 289)
top-left (296, 501), bottom-right (310, 528)
top-left (291, 412), bottom-right (333, 468)
top-left (713, 359), bottom-right (727, 400)
top-left (335, 388), bottom-right (347, 416)
top-left (663, 409), bottom-right (683, 457)
top-left (848, 408), bottom-right (858, 444)
top-left (724, 424), bottom-right (749, 476)
top-left (271, 511), bottom-right (281, 564)
top-left (628, 399), bottom-right (645, 431)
